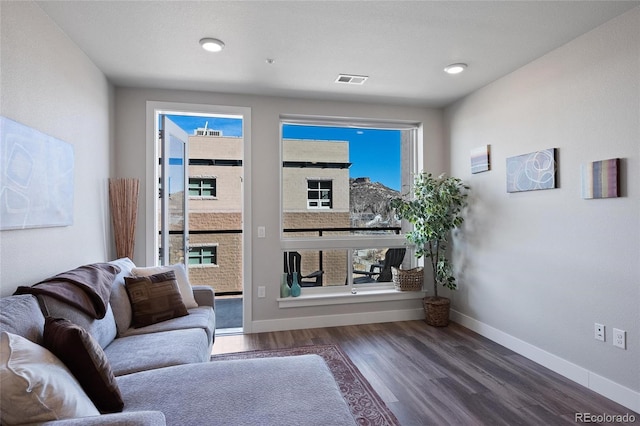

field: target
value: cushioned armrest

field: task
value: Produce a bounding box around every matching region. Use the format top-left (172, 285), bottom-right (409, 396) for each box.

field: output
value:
top-left (39, 411), bottom-right (166, 426)
top-left (192, 285), bottom-right (215, 308)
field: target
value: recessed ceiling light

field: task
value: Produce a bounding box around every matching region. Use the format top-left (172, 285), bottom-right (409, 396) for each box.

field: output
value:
top-left (199, 38), bottom-right (225, 53)
top-left (444, 63), bottom-right (467, 74)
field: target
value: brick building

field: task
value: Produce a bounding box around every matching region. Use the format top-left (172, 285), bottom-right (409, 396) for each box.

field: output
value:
top-left (186, 132), bottom-right (243, 293)
top-left (180, 132), bottom-right (350, 293)
top-left (282, 139), bottom-right (351, 286)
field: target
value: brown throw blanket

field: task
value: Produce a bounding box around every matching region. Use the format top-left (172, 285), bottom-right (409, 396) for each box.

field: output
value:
top-left (14, 263), bottom-right (120, 319)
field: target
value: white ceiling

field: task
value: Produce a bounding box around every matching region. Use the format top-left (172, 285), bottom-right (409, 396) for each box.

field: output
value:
top-left (36, 1), bottom-right (638, 107)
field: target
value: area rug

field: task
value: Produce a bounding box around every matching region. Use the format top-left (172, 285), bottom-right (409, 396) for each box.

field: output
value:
top-left (215, 297), bottom-right (242, 329)
top-left (211, 344), bottom-right (400, 426)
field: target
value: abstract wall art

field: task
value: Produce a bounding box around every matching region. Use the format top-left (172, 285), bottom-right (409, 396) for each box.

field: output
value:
top-left (470, 145), bottom-right (491, 174)
top-left (0, 116), bottom-right (74, 230)
top-left (506, 148), bottom-right (557, 193)
top-left (581, 158), bottom-right (620, 199)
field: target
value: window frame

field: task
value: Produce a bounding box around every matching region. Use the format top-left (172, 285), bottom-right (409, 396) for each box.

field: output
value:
top-left (188, 176), bottom-right (217, 198)
top-left (279, 114), bottom-right (423, 296)
top-left (306, 179), bottom-right (333, 209)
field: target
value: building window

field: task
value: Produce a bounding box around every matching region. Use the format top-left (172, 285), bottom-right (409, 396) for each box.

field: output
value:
top-left (189, 177), bottom-right (216, 197)
top-left (189, 246), bottom-right (217, 266)
top-left (307, 180), bottom-right (332, 209)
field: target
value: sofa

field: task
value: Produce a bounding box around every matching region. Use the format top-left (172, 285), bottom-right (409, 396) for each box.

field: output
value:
top-left (0, 258), bottom-right (356, 426)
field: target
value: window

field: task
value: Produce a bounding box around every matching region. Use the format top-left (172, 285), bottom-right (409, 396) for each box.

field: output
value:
top-left (196, 129), bottom-right (222, 136)
top-left (280, 115), bottom-right (422, 290)
top-left (307, 180), bottom-right (332, 209)
top-left (189, 177), bottom-right (216, 197)
top-left (189, 245), bottom-right (217, 266)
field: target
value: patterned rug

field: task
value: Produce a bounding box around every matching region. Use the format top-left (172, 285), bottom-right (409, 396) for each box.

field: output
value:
top-left (211, 344), bottom-right (400, 426)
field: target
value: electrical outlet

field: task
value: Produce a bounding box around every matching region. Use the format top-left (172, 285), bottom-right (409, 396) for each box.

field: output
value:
top-left (613, 328), bottom-right (626, 349)
top-left (257, 226), bottom-right (266, 238)
top-left (594, 323), bottom-right (605, 341)
top-left (257, 286), bottom-right (266, 298)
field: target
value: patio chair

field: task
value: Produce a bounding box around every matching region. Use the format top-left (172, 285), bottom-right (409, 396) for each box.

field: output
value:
top-left (352, 248), bottom-right (406, 284)
top-left (284, 251), bottom-right (324, 287)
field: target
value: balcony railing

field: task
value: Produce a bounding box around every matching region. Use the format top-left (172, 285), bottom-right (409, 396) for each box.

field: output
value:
top-left (283, 226), bottom-right (402, 285)
top-left (161, 226), bottom-right (402, 290)
top-left (283, 226), bottom-right (400, 235)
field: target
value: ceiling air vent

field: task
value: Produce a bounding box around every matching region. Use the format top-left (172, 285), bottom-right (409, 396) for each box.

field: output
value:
top-left (335, 74), bottom-right (368, 85)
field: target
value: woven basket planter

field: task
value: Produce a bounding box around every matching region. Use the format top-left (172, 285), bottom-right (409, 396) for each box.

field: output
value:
top-left (423, 297), bottom-right (450, 327)
top-left (391, 267), bottom-right (424, 291)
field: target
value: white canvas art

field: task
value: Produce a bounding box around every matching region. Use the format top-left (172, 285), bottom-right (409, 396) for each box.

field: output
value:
top-left (0, 116), bottom-right (74, 230)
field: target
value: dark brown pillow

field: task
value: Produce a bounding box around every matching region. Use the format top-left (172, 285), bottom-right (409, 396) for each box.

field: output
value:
top-left (124, 270), bottom-right (188, 328)
top-left (43, 317), bottom-right (124, 413)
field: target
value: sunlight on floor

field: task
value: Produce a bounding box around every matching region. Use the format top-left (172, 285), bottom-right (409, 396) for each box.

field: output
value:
top-left (211, 334), bottom-right (251, 355)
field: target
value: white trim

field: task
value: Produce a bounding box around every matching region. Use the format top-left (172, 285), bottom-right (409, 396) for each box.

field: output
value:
top-left (281, 114), bottom-right (421, 130)
top-left (215, 327), bottom-right (243, 336)
top-left (278, 286), bottom-right (425, 308)
top-left (188, 196), bottom-right (217, 200)
top-left (450, 310), bottom-right (640, 413)
top-left (251, 307), bottom-right (425, 333)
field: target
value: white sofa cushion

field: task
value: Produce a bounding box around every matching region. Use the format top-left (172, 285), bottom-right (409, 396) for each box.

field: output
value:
top-left (0, 331), bottom-right (99, 424)
top-left (108, 257), bottom-right (137, 335)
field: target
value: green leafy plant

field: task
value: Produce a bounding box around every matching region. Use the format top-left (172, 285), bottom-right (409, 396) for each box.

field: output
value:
top-left (391, 173), bottom-right (469, 299)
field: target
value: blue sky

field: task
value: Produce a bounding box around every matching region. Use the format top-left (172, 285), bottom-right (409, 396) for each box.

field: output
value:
top-left (167, 115), bottom-right (243, 137)
top-left (166, 115), bottom-right (401, 191)
top-left (282, 125), bottom-right (401, 191)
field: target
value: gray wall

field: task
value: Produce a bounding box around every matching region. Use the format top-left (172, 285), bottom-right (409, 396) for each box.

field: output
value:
top-left (445, 7), bottom-right (639, 396)
top-left (0, 2), bottom-right (113, 296)
top-left (114, 88), bottom-right (445, 326)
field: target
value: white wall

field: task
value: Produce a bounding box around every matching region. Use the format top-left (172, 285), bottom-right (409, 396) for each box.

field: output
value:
top-left (445, 7), bottom-right (639, 407)
top-left (0, 2), bottom-right (113, 296)
top-left (114, 87), bottom-right (445, 327)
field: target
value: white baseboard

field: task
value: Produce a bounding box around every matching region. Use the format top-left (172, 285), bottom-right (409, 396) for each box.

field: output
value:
top-left (250, 308), bottom-right (424, 333)
top-left (450, 310), bottom-right (640, 414)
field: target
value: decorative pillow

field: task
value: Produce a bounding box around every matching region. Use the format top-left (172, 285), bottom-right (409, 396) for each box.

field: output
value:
top-left (124, 270), bottom-right (189, 328)
top-left (43, 317), bottom-right (124, 413)
top-left (109, 257), bottom-right (137, 334)
top-left (132, 263), bottom-right (198, 309)
top-left (0, 331), bottom-right (99, 424)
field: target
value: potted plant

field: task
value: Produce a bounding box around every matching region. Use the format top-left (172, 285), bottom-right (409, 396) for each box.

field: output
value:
top-left (391, 172), bottom-right (469, 326)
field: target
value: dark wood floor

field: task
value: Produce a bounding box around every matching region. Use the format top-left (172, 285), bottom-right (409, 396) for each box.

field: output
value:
top-left (213, 321), bottom-right (638, 425)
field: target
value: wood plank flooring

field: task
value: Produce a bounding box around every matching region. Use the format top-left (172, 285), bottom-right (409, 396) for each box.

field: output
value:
top-left (213, 321), bottom-right (638, 425)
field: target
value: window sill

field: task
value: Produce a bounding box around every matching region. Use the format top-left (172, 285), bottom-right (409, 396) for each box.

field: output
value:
top-left (277, 285), bottom-right (425, 308)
